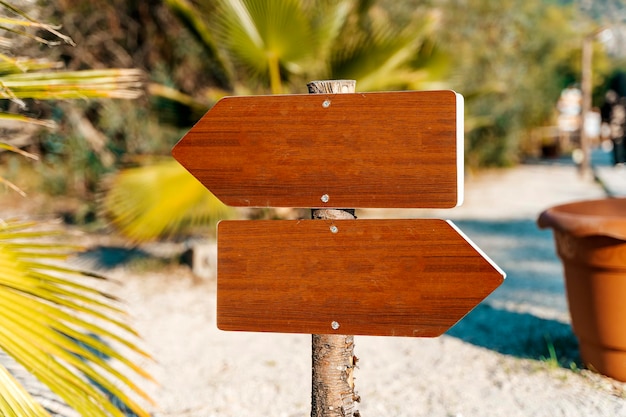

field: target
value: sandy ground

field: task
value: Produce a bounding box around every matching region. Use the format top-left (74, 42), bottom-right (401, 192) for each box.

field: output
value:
top-left (5, 154), bottom-right (626, 416)
top-left (99, 158), bottom-right (626, 416)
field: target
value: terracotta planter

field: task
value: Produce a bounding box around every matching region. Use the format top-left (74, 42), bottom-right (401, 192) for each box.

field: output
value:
top-left (538, 198), bottom-right (626, 382)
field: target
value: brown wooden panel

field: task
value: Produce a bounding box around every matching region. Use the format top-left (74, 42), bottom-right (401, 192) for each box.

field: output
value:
top-left (217, 219), bottom-right (504, 337)
top-left (172, 90), bottom-right (463, 208)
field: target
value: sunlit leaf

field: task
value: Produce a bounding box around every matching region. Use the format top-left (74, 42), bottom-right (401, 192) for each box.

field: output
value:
top-left (0, 55), bottom-right (62, 75)
top-left (0, 365), bottom-right (49, 417)
top-left (330, 11), bottom-right (439, 91)
top-left (0, 220), bottom-right (154, 416)
top-left (0, 0), bottom-right (75, 46)
top-left (103, 159), bottom-right (234, 242)
top-left (213, 0), bottom-right (317, 92)
top-left (0, 69), bottom-right (144, 101)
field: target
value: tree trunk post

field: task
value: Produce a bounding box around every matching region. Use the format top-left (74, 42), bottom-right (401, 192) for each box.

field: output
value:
top-left (307, 79), bottom-right (360, 417)
top-left (580, 34), bottom-right (592, 178)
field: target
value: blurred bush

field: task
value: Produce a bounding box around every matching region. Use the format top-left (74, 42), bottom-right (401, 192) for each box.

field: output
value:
top-left (6, 0), bottom-right (617, 237)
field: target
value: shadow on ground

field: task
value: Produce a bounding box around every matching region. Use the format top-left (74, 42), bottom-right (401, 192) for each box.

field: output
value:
top-left (453, 218), bottom-right (568, 310)
top-left (446, 304), bottom-right (581, 369)
top-left (77, 246), bottom-right (154, 269)
top-left (75, 244), bottom-right (191, 274)
top-left (446, 218), bottom-right (582, 369)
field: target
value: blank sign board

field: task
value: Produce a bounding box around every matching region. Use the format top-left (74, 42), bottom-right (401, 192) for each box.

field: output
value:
top-left (172, 90), bottom-right (464, 208)
top-left (217, 219), bottom-right (505, 337)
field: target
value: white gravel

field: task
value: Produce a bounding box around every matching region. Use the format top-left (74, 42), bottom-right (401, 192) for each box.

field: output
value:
top-left (112, 160), bottom-right (625, 416)
top-left (5, 158), bottom-right (626, 416)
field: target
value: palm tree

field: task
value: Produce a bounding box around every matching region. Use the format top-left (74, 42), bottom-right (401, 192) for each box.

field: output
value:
top-left (0, 4), bottom-right (152, 416)
top-left (104, 0), bottom-right (449, 242)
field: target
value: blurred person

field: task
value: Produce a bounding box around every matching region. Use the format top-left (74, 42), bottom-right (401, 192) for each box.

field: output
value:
top-left (601, 90), bottom-right (626, 165)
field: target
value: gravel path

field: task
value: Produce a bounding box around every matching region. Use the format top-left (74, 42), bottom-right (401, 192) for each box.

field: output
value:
top-left (5, 154), bottom-right (626, 416)
top-left (110, 158), bottom-right (626, 416)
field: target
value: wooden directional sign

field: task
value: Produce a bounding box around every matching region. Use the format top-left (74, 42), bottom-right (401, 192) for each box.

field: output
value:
top-left (172, 90), bottom-right (463, 208)
top-left (217, 219), bottom-right (505, 337)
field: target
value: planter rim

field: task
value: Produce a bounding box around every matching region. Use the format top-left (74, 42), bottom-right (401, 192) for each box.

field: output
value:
top-left (537, 197), bottom-right (626, 240)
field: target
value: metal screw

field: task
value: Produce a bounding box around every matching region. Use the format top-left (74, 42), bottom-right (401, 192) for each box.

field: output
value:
top-left (322, 100), bottom-right (331, 108)
top-left (331, 321), bottom-right (340, 330)
top-left (321, 194), bottom-right (329, 203)
top-left (330, 225), bottom-right (338, 234)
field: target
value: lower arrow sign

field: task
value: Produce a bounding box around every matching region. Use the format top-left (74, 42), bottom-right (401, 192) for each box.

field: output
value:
top-left (217, 219), bottom-right (505, 337)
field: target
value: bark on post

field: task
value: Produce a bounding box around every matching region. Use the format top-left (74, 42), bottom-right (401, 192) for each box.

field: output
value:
top-left (307, 79), bottom-right (360, 417)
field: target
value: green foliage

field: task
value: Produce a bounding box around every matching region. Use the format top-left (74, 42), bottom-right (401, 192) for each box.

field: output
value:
top-left (0, 220), bottom-right (153, 417)
top-left (0, 4), bottom-right (153, 416)
top-left (539, 334), bottom-right (581, 371)
top-left (21, 0), bottom-right (621, 197)
top-left (165, 0), bottom-right (608, 169)
top-left (439, 0), bottom-right (598, 167)
top-left (212, 0), bottom-right (319, 93)
top-left (0, 3), bottom-right (142, 196)
top-left (328, 7), bottom-right (445, 91)
top-left (37, 0), bottom-right (621, 240)
top-left (183, 0), bottom-right (445, 94)
top-left (102, 0), bottom-right (447, 242)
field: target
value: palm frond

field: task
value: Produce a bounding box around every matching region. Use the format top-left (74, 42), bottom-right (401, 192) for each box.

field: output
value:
top-left (213, 0), bottom-right (316, 90)
top-left (0, 3), bottom-right (155, 416)
top-left (164, 0), bottom-right (232, 88)
top-left (0, 219), bottom-right (154, 417)
top-left (0, 69), bottom-right (144, 101)
top-left (0, 365), bottom-right (49, 417)
top-left (102, 159), bottom-right (234, 242)
top-left (303, 0), bottom-right (352, 76)
top-left (330, 12), bottom-right (439, 91)
top-left (0, 142), bottom-right (38, 158)
top-left (0, 56), bottom-right (63, 76)
top-left (0, 1), bottom-right (75, 46)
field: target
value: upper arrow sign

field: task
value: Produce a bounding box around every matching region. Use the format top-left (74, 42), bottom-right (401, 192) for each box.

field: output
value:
top-left (172, 90), bottom-right (464, 208)
top-left (217, 219), bottom-right (504, 337)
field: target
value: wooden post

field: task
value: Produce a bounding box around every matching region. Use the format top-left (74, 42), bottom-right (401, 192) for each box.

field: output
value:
top-left (580, 34), bottom-right (592, 178)
top-left (173, 81), bottom-right (504, 414)
top-left (308, 80), bottom-right (360, 417)
top-left (580, 27), bottom-right (608, 178)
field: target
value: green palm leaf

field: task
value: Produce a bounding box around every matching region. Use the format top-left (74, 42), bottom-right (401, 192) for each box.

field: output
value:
top-left (213, 0), bottom-right (317, 93)
top-left (0, 365), bottom-right (49, 417)
top-left (0, 56), bottom-right (63, 76)
top-left (330, 12), bottom-right (441, 91)
top-left (0, 220), bottom-right (153, 417)
top-left (102, 159), bottom-right (234, 242)
top-left (0, 69), bottom-right (143, 102)
top-left (0, 0), bottom-right (74, 48)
